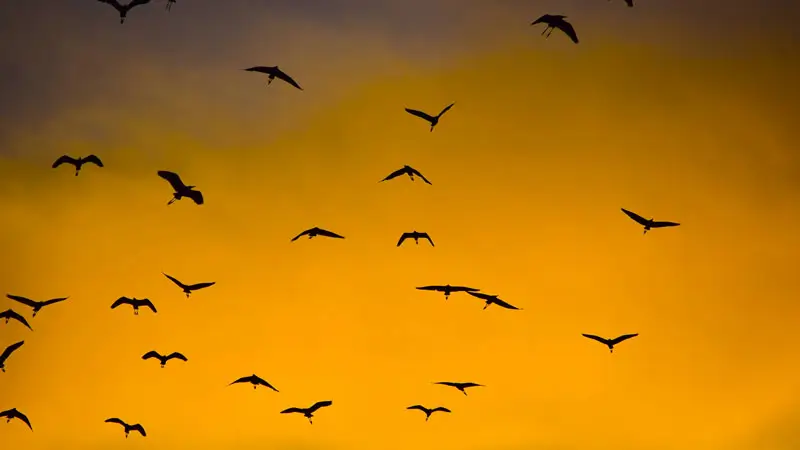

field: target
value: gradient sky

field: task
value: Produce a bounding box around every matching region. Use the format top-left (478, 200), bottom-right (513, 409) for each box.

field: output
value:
top-left (1, 1), bottom-right (799, 450)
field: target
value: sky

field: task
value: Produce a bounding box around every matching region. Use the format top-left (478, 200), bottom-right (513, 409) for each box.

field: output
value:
top-left (0, 1), bottom-right (799, 449)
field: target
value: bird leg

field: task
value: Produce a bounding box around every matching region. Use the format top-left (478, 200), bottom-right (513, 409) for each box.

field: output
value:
top-left (253, 385), bottom-right (257, 389)
top-left (161, 363), bottom-right (166, 368)
top-left (32, 310), bottom-right (38, 317)
top-left (546, 28), bottom-right (554, 38)
top-left (168, 196), bottom-right (177, 205)
top-left (74, 169), bottom-right (79, 176)
top-left (185, 291), bottom-right (190, 298)
top-left (430, 125), bottom-right (434, 132)
top-left (414, 238), bottom-right (419, 245)
top-left (268, 76), bottom-right (274, 85)
top-left (461, 390), bottom-right (467, 396)
top-left (134, 308), bottom-right (139, 316)
top-left (541, 27), bottom-right (549, 36)
top-left (483, 302), bottom-right (489, 310)
top-left (1, 367), bottom-right (5, 373)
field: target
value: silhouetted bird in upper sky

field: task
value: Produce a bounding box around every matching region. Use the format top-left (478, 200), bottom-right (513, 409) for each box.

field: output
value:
top-left (281, 400), bottom-right (333, 424)
top-left (621, 208), bottom-right (680, 235)
top-left (291, 227), bottom-right (345, 242)
top-left (416, 285), bottom-right (480, 300)
top-left (111, 297), bottom-right (157, 315)
top-left (0, 309), bottom-right (32, 331)
top-left (162, 273), bottom-right (215, 298)
top-left (531, 14), bottom-right (579, 44)
top-left (609, 0), bottom-right (634, 7)
top-left (407, 405), bottom-right (451, 421)
top-left (52, 154), bottom-right (104, 176)
top-left (96, 0), bottom-right (153, 24)
top-left (405, 103), bottom-right (455, 132)
top-left (466, 291), bottom-right (521, 311)
top-left (398, 231), bottom-right (435, 247)
top-left (582, 333), bottom-right (638, 353)
top-left (105, 418), bottom-right (146, 438)
top-left (229, 374), bottom-right (279, 391)
top-left (0, 341), bottom-right (24, 373)
top-left (434, 381), bottom-right (484, 396)
top-left (244, 66), bottom-right (303, 90)
top-left (0, 408), bottom-right (32, 431)
top-left (142, 351), bottom-right (187, 368)
top-left (6, 294), bottom-right (68, 318)
top-left (381, 165), bottom-right (432, 185)
top-left (158, 170), bottom-right (204, 205)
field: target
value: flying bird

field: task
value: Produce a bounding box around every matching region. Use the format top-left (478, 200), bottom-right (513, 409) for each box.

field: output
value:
top-left (110, 297), bottom-right (157, 315)
top-left (52, 154), bottom-right (104, 176)
top-left (621, 208), bottom-right (680, 235)
top-left (416, 285), bottom-right (479, 300)
top-left (380, 165), bottom-right (432, 185)
top-left (280, 400), bottom-right (333, 424)
top-left (142, 351), bottom-right (187, 368)
top-left (6, 294), bottom-right (68, 318)
top-left (291, 227), bottom-right (345, 242)
top-left (158, 170), bottom-right (204, 205)
top-left (405, 103), bottom-right (455, 132)
top-left (0, 408), bottom-right (32, 431)
top-left (531, 14), bottom-right (579, 44)
top-left (434, 381), bottom-right (484, 396)
top-left (244, 66), bottom-right (303, 90)
top-left (0, 309), bottom-right (32, 331)
top-left (466, 291), bottom-right (521, 310)
top-left (162, 273), bottom-right (215, 298)
top-left (96, 0), bottom-right (153, 24)
top-left (582, 333), bottom-right (639, 353)
top-left (397, 231), bottom-right (434, 247)
top-left (0, 341), bottom-right (24, 373)
top-left (229, 374), bottom-right (279, 391)
top-left (407, 405), bottom-right (451, 421)
top-left (105, 418), bottom-right (146, 438)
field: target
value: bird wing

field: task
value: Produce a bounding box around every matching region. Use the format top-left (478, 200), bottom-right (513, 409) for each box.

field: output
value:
top-left (157, 170), bottom-right (187, 191)
top-left (127, 0), bottom-right (152, 9)
top-left (466, 291), bottom-right (493, 301)
top-left (256, 377), bottom-right (279, 392)
top-left (492, 297), bottom-right (520, 310)
top-left (421, 233), bottom-right (435, 246)
top-left (52, 155), bottom-right (78, 168)
top-left (14, 410), bottom-right (32, 430)
top-left (432, 407), bottom-right (451, 413)
top-left (380, 167), bottom-right (407, 182)
top-left (408, 167), bottom-right (432, 185)
top-left (6, 294), bottom-right (37, 307)
top-left (130, 424), bottom-right (147, 436)
top-left (1, 310), bottom-right (32, 330)
top-left (275, 69), bottom-right (303, 90)
top-left (84, 154), bottom-right (104, 167)
top-left (166, 352), bottom-right (188, 361)
top-left (609, 333), bottom-right (639, 345)
top-left (437, 102), bottom-right (455, 117)
top-left (41, 297), bottom-right (68, 306)
top-left (105, 418), bottom-right (126, 426)
top-left (142, 351), bottom-right (162, 360)
top-left (530, 14), bottom-right (549, 25)
top-left (0, 409), bottom-right (12, 418)
top-left (556, 21), bottom-right (580, 44)
top-left (405, 108), bottom-right (436, 123)
top-left (162, 273), bottom-right (186, 289)
top-left (397, 233), bottom-right (412, 247)
top-left (407, 405), bottom-right (427, 412)
top-left (280, 407), bottom-right (304, 414)
top-left (651, 221), bottom-right (680, 228)
top-left (434, 381), bottom-right (458, 387)
top-left (316, 228), bottom-right (345, 239)
top-left (0, 341), bottom-right (24, 362)
top-left (291, 229), bottom-right (311, 241)
top-left (244, 66), bottom-right (273, 74)
top-left (461, 382), bottom-right (482, 388)
top-left (309, 400), bottom-right (332, 412)
top-left (187, 281), bottom-right (215, 290)
top-left (582, 334), bottom-right (610, 345)
top-left (141, 299), bottom-right (158, 313)
top-left (229, 376), bottom-right (253, 385)
top-left (452, 286), bottom-right (479, 292)
top-left (416, 285), bottom-right (444, 292)
top-left (110, 297), bottom-right (132, 309)
top-left (184, 189), bottom-right (204, 205)
top-left (621, 208), bottom-right (649, 226)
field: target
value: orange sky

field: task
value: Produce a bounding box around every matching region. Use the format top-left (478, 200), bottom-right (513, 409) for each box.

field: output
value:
top-left (1, 1), bottom-right (799, 450)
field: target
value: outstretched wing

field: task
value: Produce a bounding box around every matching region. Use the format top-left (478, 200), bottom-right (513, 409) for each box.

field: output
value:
top-left (166, 352), bottom-right (188, 361)
top-left (530, 14), bottom-right (549, 25)
top-left (0, 341), bottom-right (24, 362)
top-left (407, 167), bottom-right (432, 185)
top-left (229, 375), bottom-right (254, 385)
top-left (460, 382), bottom-right (482, 388)
top-left (0, 310), bottom-right (32, 330)
top-left (111, 297), bottom-right (132, 309)
top-left (130, 424), bottom-right (147, 436)
top-left (162, 273), bottom-right (186, 289)
top-left (84, 154), bottom-right (104, 167)
top-left (157, 170), bottom-right (186, 191)
top-left (437, 102), bottom-right (455, 117)
top-left (610, 333), bottom-right (639, 345)
top-left (316, 228), bottom-right (345, 239)
top-left (244, 66), bottom-right (273, 74)
top-left (308, 400), bottom-right (332, 412)
top-left (434, 381), bottom-right (459, 388)
top-left (420, 233), bottom-right (435, 246)
top-left (256, 377), bottom-right (279, 392)
top-left (416, 285), bottom-right (444, 292)
top-left (397, 233), bottom-right (412, 247)
top-left (380, 167), bottom-right (407, 182)
top-left (40, 297), bottom-right (68, 306)
top-left (582, 334), bottom-right (610, 345)
top-left (14, 410), bottom-right (32, 430)
top-left (651, 221), bottom-right (680, 228)
top-left (621, 208), bottom-right (649, 226)
top-left (52, 155), bottom-right (78, 168)
top-left (6, 294), bottom-right (37, 307)
top-left (451, 286), bottom-right (479, 292)
top-left (275, 69), bottom-right (303, 90)
top-left (466, 291), bottom-right (493, 301)
top-left (187, 281), bottom-right (215, 291)
top-left (127, 0), bottom-right (152, 9)
top-left (105, 417), bottom-right (126, 426)
top-left (405, 108), bottom-right (436, 123)
top-left (141, 299), bottom-right (158, 313)
top-left (291, 229), bottom-right (311, 241)
top-left (492, 297), bottom-right (520, 310)
top-left (184, 189), bottom-right (204, 205)
top-left (280, 407), bottom-right (304, 414)
top-left (142, 351), bottom-right (162, 360)
top-left (406, 405), bottom-right (427, 412)
top-left (432, 407), bottom-right (451, 413)
top-left (556, 21), bottom-right (579, 44)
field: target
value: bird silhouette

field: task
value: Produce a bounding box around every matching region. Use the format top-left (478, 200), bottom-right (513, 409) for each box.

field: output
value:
top-left (281, 400), bottom-right (333, 424)
top-left (110, 297), bottom-right (157, 315)
top-left (621, 208), bottom-right (680, 235)
top-left (291, 227), bottom-right (345, 242)
top-left (609, 0), bottom-right (634, 7)
top-left (105, 418), bottom-right (146, 438)
top-left (407, 405), bottom-right (451, 421)
top-left (244, 66), bottom-right (303, 90)
top-left (465, 291), bottom-right (521, 310)
top-left (0, 309), bottom-right (32, 331)
top-left (96, 0), bottom-right (153, 24)
top-left (582, 333), bottom-right (639, 353)
top-left (51, 154), bottom-right (103, 176)
top-left (397, 231), bottom-right (435, 247)
top-left (0, 408), bottom-right (32, 431)
top-left (229, 374), bottom-right (279, 391)
top-left (6, 294), bottom-right (68, 318)
top-left (0, 341), bottom-right (24, 373)
top-left (434, 381), bottom-right (484, 396)
top-left (162, 273), bottom-right (215, 298)
top-left (142, 351), bottom-right (187, 368)
top-left (158, 170), bottom-right (204, 205)
top-left (416, 285), bottom-right (480, 300)
top-left (380, 165), bottom-right (432, 185)
top-left (405, 103), bottom-right (455, 131)
top-left (531, 14), bottom-right (579, 44)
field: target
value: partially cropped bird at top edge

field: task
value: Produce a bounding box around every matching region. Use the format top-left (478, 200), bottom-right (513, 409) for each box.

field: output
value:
top-left (281, 400), bottom-right (333, 424)
top-left (165, 0), bottom-right (176, 10)
top-left (380, 165), bottom-right (432, 185)
top-left (5, 294), bottom-right (68, 318)
top-left (229, 374), bottom-right (279, 392)
top-left (434, 381), bottom-right (484, 396)
top-left (162, 273), bottom-right (215, 298)
top-left (110, 297), bottom-right (157, 315)
top-left (291, 227), bottom-right (345, 242)
top-left (0, 408), bottom-right (32, 431)
top-left (621, 208), bottom-right (680, 235)
top-left (96, 0), bottom-right (155, 24)
top-left (609, 0), bottom-right (634, 7)
top-left (142, 351), bottom-right (187, 368)
top-left (105, 418), bottom-right (146, 438)
top-left (405, 102), bottom-right (455, 132)
top-left (244, 66), bottom-right (303, 90)
top-left (0, 341), bottom-right (24, 373)
top-left (157, 170), bottom-right (204, 205)
top-left (416, 285), bottom-right (480, 300)
top-left (407, 405), bottom-right (451, 421)
top-left (52, 154), bottom-right (103, 176)
top-left (466, 291), bottom-right (521, 310)
top-left (531, 14), bottom-right (579, 44)
top-left (397, 231), bottom-right (434, 247)
top-left (0, 309), bottom-right (32, 331)
top-left (582, 333), bottom-right (638, 353)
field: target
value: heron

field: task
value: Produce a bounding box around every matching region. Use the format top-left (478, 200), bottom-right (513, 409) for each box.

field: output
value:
top-left (407, 405), bottom-right (451, 421)
top-left (434, 381), bottom-right (484, 396)
top-left (0, 341), bottom-right (24, 373)
top-left (229, 374), bottom-right (279, 392)
top-left (531, 14), bottom-right (579, 44)
top-left (162, 273), bottom-right (215, 298)
top-left (582, 333), bottom-right (639, 353)
top-left (95, 0), bottom-right (153, 24)
top-left (405, 103), bottom-right (455, 132)
top-left (142, 351), bottom-right (188, 368)
top-left (380, 165), bottom-right (432, 185)
top-left (397, 231), bottom-right (434, 247)
top-left (0, 408), bottom-right (32, 431)
top-left (6, 294), bottom-right (68, 318)
top-left (291, 227), bottom-right (345, 242)
top-left (105, 418), bottom-right (146, 438)
top-left (51, 154), bottom-right (103, 176)
top-left (110, 297), bottom-right (157, 315)
top-left (157, 170), bottom-right (204, 205)
top-left (466, 291), bottom-right (521, 310)
top-left (621, 208), bottom-right (680, 235)
top-left (280, 400), bottom-right (333, 424)
top-left (0, 309), bottom-right (32, 331)
top-left (416, 285), bottom-right (479, 300)
top-left (244, 66), bottom-right (303, 90)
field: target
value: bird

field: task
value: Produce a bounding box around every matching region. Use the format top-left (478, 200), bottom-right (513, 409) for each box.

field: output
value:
top-left (280, 400), bottom-right (333, 424)
top-left (51, 154), bottom-right (104, 176)
top-left (96, 0), bottom-right (153, 24)
top-left (397, 231), bottom-right (435, 247)
top-left (405, 103), bottom-right (455, 132)
top-left (0, 309), bottom-right (32, 331)
top-left (110, 297), bottom-right (157, 315)
top-left (229, 374), bottom-right (279, 392)
top-left (142, 351), bottom-right (188, 368)
top-left (291, 227), bottom-right (345, 242)
top-left (0, 408), bottom-right (32, 431)
top-left (466, 291), bottom-right (521, 310)
top-left (434, 381), bottom-right (484, 396)
top-left (105, 418), bottom-right (146, 438)
top-left (531, 14), bottom-right (579, 44)
top-left (610, 0), bottom-right (634, 7)
top-left (6, 294), bottom-right (68, 318)
top-left (0, 341), bottom-right (24, 373)
top-left (416, 285), bottom-right (480, 300)
top-left (157, 170), bottom-right (204, 205)
top-left (407, 405), bottom-right (451, 421)
top-left (162, 273), bottom-right (215, 298)
top-left (582, 333), bottom-right (639, 353)
top-left (621, 208), bottom-right (680, 235)
top-left (244, 66), bottom-right (303, 90)
top-left (380, 165), bottom-right (432, 185)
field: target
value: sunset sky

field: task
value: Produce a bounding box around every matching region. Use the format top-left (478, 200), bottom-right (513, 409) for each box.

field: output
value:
top-left (1, 1), bottom-right (799, 449)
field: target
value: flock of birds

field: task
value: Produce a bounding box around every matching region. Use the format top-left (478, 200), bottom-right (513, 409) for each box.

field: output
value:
top-left (2, 0), bottom-right (678, 440)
